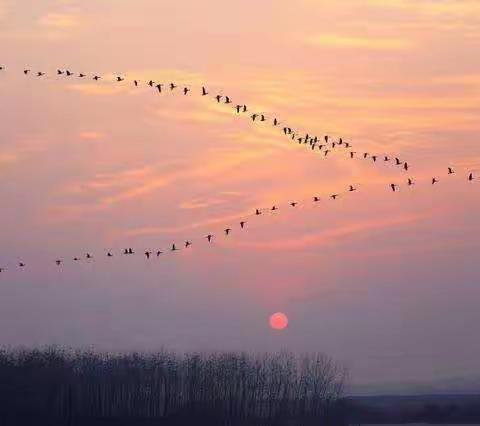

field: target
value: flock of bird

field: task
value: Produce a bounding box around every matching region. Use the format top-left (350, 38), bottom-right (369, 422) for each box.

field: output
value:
top-left (0, 65), bottom-right (477, 273)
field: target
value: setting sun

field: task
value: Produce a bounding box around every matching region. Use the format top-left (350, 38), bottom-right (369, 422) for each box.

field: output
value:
top-left (269, 312), bottom-right (289, 330)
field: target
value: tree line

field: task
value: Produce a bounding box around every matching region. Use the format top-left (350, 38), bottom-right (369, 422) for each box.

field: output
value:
top-left (0, 348), bottom-right (348, 425)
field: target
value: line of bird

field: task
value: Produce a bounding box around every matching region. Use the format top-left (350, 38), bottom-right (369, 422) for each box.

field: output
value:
top-left (0, 168), bottom-right (476, 274)
top-left (0, 65), bottom-right (411, 172)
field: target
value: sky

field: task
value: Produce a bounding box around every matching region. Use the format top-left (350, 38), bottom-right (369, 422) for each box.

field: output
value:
top-left (0, 0), bottom-right (480, 390)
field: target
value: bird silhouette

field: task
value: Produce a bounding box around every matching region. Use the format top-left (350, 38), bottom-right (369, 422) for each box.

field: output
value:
top-left (206, 234), bottom-right (213, 242)
top-left (251, 114), bottom-right (258, 122)
top-left (66, 70), bottom-right (73, 76)
top-left (73, 257), bottom-right (80, 261)
top-left (185, 241), bottom-right (192, 248)
top-left (156, 250), bottom-right (163, 257)
top-left (55, 260), bottom-right (62, 266)
top-left (171, 244), bottom-right (177, 251)
top-left (468, 173), bottom-right (474, 181)
top-left (350, 152), bottom-right (356, 158)
top-left (408, 178), bottom-right (414, 186)
top-left (345, 142), bottom-right (351, 148)
top-left (169, 83), bottom-right (177, 90)
top-left (363, 152), bottom-right (369, 159)
top-left (183, 87), bottom-right (190, 95)
top-left (432, 177), bottom-right (438, 185)
top-left (273, 118), bottom-right (279, 126)
top-left (390, 184), bottom-right (398, 192)
top-left (93, 75), bottom-right (101, 81)
top-left (0, 268), bottom-right (4, 273)
top-left (384, 156), bottom-right (390, 162)
top-left (372, 155), bottom-right (377, 162)
top-left (290, 202), bottom-right (298, 207)
top-left (225, 228), bottom-right (231, 235)
top-left (235, 105), bottom-right (242, 113)
top-left (107, 252), bottom-right (113, 257)
top-left (37, 72), bottom-right (45, 77)
top-left (215, 95), bottom-right (222, 103)
top-left (202, 86), bottom-right (208, 96)
top-left (24, 69), bottom-right (30, 74)
top-left (156, 84), bottom-right (163, 93)
top-left (240, 221), bottom-right (246, 229)
top-left (78, 73), bottom-right (86, 78)
top-left (271, 206), bottom-right (278, 211)
top-left (324, 150), bottom-right (330, 157)
top-left (225, 96), bottom-right (231, 104)
top-left (330, 194), bottom-right (339, 200)
top-left (255, 209), bottom-right (262, 215)
top-left (404, 162), bottom-right (409, 171)
top-left (324, 136), bottom-right (329, 143)
top-left (86, 253), bottom-right (93, 259)
top-left (148, 80), bottom-right (154, 87)
top-left (395, 158), bottom-right (402, 165)
top-left (116, 76), bottom-right (124, 82)
top-left (313, 196), bottom-right (320, 202)
top-left (134, 80), bottom-right (139, 87)
top-left (349, 185), bottom-right (356, 192)
top-left (145, 251), bottom-right (152, 259)
top-left (242, 105), bottom-right (247, 113)
top-left (448, 167), bottom-right (455, 175)
top-left (260, 114), bottom-right (266, 122)
top-left (124, 248), bottom-right (129, 255)
top-left (19, 262), bottom-right (25, 268)
top-left (129, 248), bottom-right (134, 254)
top-left (57, 69), bottom-right (63, 75)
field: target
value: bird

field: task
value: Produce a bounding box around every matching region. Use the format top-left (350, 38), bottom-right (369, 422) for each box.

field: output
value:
top-left (242, 105), bottom-right (247, 113)
top-left (215, 95), bottom-right (222, 103)
top-left (66, 70), bottom-right (73, 76)
top-left (124, 248), bottom-right (129, 255)
top-left (384, 156), bottom-right (390, 162)
top-left (145, 251), bottom-right (151, 259)
top-left (19, 262), bottom-right (25, 268)
top-left (185, 241), bottom-right (192, 248)
top-left (363, 152), bottom-right (369, 159)
top-left (78, 73), bottom-right (86, 78)
top-left (390, 184), bottom-right (398, 192)
top-left (408, 178), bottom-right (414, 186)
top-left (330, 194), bottom-right (339, 200)
top-left (57, 69), bottom-right (63, 75)
top-left (93, 75), bottom-right (101, 81)
top-left (468, 173), bottom-right (474, 181)
top-left (206, 234), bottom-right (213, 242)
top-left (73, 257), bottom-right (80, 261)
top-left (107, 252), bottom-right (113, 257)
top-left (283, 127), bottom-right (288, 135)
top-left (448, 167), bottom-right (455, 175)
top-left (169, 82), bottom-right (177, 90)
top-left (225, 228), bottom-right (231, 235)
top-left (116, 76), bottom-right (124, 82)
top-left (271, 206), bottom-right (278, 211)
top-left (86, 253), bottom-right (93, 259)
top-left (297, 138), bottom-right (303, 144)
top-left (55, 260), bottom-right (62, 266)
top-left (372, 155), bottom-right (377, 162)
top-left (349, 185), bottom-right (356, 192)
top-left (350, 151), bottom-right (356, 159)
top-left (134, 80), bottom-right (139, 87)
top-left (128, 248), bottom-right (134, 254)
top-left (395, 158), bottom-right (402, 165)
top-left (255, 209), bottom-right (262, 215)
top-left (156, 250), bottom-right (163, 257)
top-left (37, 71), bottom-right (45, 77)
top-left (331, 142), bottom-right (336, 148)
top-left (345, 142), bottom-right (351, 148)
top-left (324, 135), bottom-right (329, 143)
top-left (225, 96), bottom-right (231, 104)
top-left (240, 221), bottom-right (246, 229)
top-left (403, 162), bottom-right (409, 171)
top-left (183, 87), bottom-right (190, 95)
top-left (273, 118), bottom-right (279, 126)
top-left (171, 244), bottom-right (177, 251)
top-left (0, 268), bottom-right (4, 273)
top-left (202, 86), bottom-right (208, 96)
top-left (290, 202), bottom-right (298, 207)
top-left (313, 196), bottom-right (320, 202)
top-left (235, 105), bottom-right (242, 113)
top-left (338, 138), bottom-right (343, 145)
top-left (260, 114), bottom-right (266, 122)
top-left (155, 84), bottom-right (163, 93)
top-left (324, 150), bottom-right (330, 157)
top-left (23, 69), bottom-right (30, 74)
top-left (432, 177), bottom-right (438, 185)
top-left (251, 114), bottom-right (258, 122)
top-left (148, 80), bottom-right (155, 87)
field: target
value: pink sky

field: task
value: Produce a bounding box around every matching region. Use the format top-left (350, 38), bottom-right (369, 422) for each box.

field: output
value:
top-left (0, 0), bottom-right (480, 388)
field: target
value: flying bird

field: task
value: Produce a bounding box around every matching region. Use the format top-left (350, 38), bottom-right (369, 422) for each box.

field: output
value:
top-left (169, 82), bottom-right (177, 90)
top-left (408, 178), bottom-right (414, 186)
top-left (37, 72), bottom-right (45, 77)
top-left (224, 228), bottom-right (231, 235)
top-left (395, 158), bottom-right (402, 165)
top-left (242, 105), bottom-right (247, 113)
top-left (448, 167), bottom-right (455, 175)
top-left (271, 206), bottom-right (278, 211)
top-left (251, 114), bottom-right (258, 122)
top-left (156, 251), bottom-right (163, 257)
top-left (185, 241), bottom-right (192, 248)
top-left (225, 96), bottom-right (231, 104)
top-left (363, 152), bottom-right (369, 159)
top-left (116, 76), bottom-right (124, 82)
top-left (290, 202), bottom-right (298, 207)
top-left (273, 118), bottom-right (279, 126)
top-left (432, 177), bottom-right (438, 185)
top-left (134, 80), bottom-right (139, 87)
top-left (86, 253), bottom-right (93, 259)
top-left (73, 257), bottom-right (80, 261)
top-left (384, 156), bottom-right (390, 162)
top-left (390, 184), bottom-right (398, 192)
top-left (240, 221), bottom-right (246, 229)
top-left (19, 262), bottom-right (25, 268)
top-left (235, 105), bottom-right (242, 113)
top-left (107, 252), bottom-right (113, 257)
top-left (255, 209), bottom-right (262, 215)
top-left (66, 70), bottom-right (73, 76)
top-left (202, 86), bottom-right (208, 96)
top-left (55, 260), bottom-right (62, 266)
top-left (24, 69), bottom-right (30, 74)
top-left (171, 244), bottom-right (177, 251)
top-left (349, 185), bottom-right (356, 192)
top-left (468, 173), bottom-right (474, 181)
top-left (206, 234), bottom-right (213, 242)
top-left (156, 84), bottom-right (163, 93)
top-left (145, 251), bottom-right (152, 259)
top-left (350, 151), bottom-right (356, 159)
top-left (330, 194), bottom-right (339, 200)
top-left (313, 196), bottom-right (320, 202)
top-left (403, 162), bottom-right (409, 171)
top-left (183, 87), bottom-right (190, 95)
top-left (93, 75), bottom-right (101, 80)
top-left (78, 73), bottom-right (86, 78)
top-left (148, 80), bottom-right (154, 87)
top-left (372, 155), bottom-right (377, 162)
top-left (215, 95), bottom-right (222, 103)
top-left (57, 69), bottom-right (63, 75)
top-left (324, 150), bottom-right (330, 156)
top-left (260, 114), bottom-right (266, 122)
